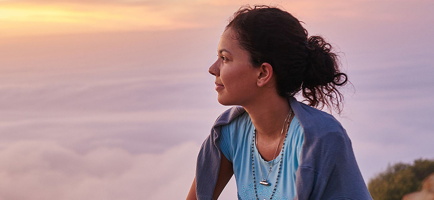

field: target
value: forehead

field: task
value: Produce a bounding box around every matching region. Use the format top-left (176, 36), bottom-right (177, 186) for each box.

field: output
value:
top-left (221, 27), bottom-right (237, 39)
top-left (218, 28), bottom-right (241, 52)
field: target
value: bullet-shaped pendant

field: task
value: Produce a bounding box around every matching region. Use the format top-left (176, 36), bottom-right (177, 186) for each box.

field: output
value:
top-left (259, 180), bottom-right (271, 186)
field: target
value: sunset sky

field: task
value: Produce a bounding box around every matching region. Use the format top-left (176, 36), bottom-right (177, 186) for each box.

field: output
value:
top-left (1, 0), bottom-right (433, 199)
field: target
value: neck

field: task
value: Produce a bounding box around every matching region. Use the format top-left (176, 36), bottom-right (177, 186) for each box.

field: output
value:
top-left (244, 95), bottom-right (291, 139)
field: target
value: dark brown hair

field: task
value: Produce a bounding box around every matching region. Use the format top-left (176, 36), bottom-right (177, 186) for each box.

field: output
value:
top-left (227, 5), bottom-right (348, 113)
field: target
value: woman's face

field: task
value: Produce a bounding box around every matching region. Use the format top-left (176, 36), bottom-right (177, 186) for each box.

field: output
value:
top-left (209, 27), bottom-right (260, 106)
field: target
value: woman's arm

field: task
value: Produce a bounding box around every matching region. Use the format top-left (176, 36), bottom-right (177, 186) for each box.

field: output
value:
top-left (186, 154), bottom-right (233, 200)
top-left (212, 154), bottom-right (233, 199)
top-left (186, 178), bottom-right (197, 200)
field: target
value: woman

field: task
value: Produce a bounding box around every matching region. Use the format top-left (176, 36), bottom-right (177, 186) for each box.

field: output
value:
top-left (187, 5), bottom-right (372, 200)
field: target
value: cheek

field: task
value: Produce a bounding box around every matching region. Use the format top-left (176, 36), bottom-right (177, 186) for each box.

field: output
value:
top-left (220, 68), bottom-right (232, 77)
top-left (221, 70), bottom-right (247, 91)
top-left (222, 66), bottom-right (257, 89)
top-left (219, 66), bottom-right (237, 84)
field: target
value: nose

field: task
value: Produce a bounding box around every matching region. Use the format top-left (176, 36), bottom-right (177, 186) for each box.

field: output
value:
top-left (208, 60), bottom-right (220, 76)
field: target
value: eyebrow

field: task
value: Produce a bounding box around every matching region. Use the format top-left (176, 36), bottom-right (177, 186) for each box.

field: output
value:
top-left (218, 49), bottom-right (232, 54)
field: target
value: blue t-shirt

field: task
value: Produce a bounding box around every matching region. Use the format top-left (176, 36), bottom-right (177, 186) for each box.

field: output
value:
top-left (219, 112), bottom-right (305, 200)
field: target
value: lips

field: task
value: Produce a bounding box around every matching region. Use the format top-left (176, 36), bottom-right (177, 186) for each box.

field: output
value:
top-left (215, 82), bottom-right (224, 91)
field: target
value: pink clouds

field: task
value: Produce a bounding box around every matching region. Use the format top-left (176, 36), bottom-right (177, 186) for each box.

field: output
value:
top-left (0, 141), bottom-right (199, 199)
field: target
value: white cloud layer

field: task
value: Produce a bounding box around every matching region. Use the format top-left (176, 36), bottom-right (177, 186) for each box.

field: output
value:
top-left (0, 141), bottom-right (199, 200)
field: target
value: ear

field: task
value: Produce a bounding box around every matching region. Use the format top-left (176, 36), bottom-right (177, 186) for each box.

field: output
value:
top-left (256, 62), bottom-right (274, 87)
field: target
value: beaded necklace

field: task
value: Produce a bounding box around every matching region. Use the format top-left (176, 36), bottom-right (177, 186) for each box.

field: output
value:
top-left (251, 111), bottom-right (292, 200)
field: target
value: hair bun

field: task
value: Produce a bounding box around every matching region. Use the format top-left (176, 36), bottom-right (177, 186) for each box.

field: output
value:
top-left (303, 36), bottom-right (336, 87)
top-left (306, 36), bottom-right (331, 53)
top-left (302, 35), bottom-right (348, 112)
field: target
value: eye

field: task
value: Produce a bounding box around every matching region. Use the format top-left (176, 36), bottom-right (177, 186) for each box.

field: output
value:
top-left (217, 53), bottom-right (230, 62)
top-left (219, 55), bottom-right (228, 61)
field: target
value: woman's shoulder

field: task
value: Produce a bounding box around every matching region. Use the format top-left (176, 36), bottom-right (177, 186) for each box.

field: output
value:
top-left (220, 110), bottom-right (251, 137)
top-left (290, 98), bottom-right (347, 141)
top-left (292, 99), bottom-right (342, 126)
top-left (213, 106), bottom-right (246, 128)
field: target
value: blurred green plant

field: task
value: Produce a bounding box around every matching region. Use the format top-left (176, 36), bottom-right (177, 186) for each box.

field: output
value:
top-left (368, 158), bottom-right (434, 200)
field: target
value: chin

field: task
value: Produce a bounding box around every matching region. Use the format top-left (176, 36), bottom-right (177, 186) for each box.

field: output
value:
top-left (217, 96), bottom-right (246, 106)
top-left (217, 96), bottom-right (236, 106)
top-left (217, 99), bottom-right (232, 106)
